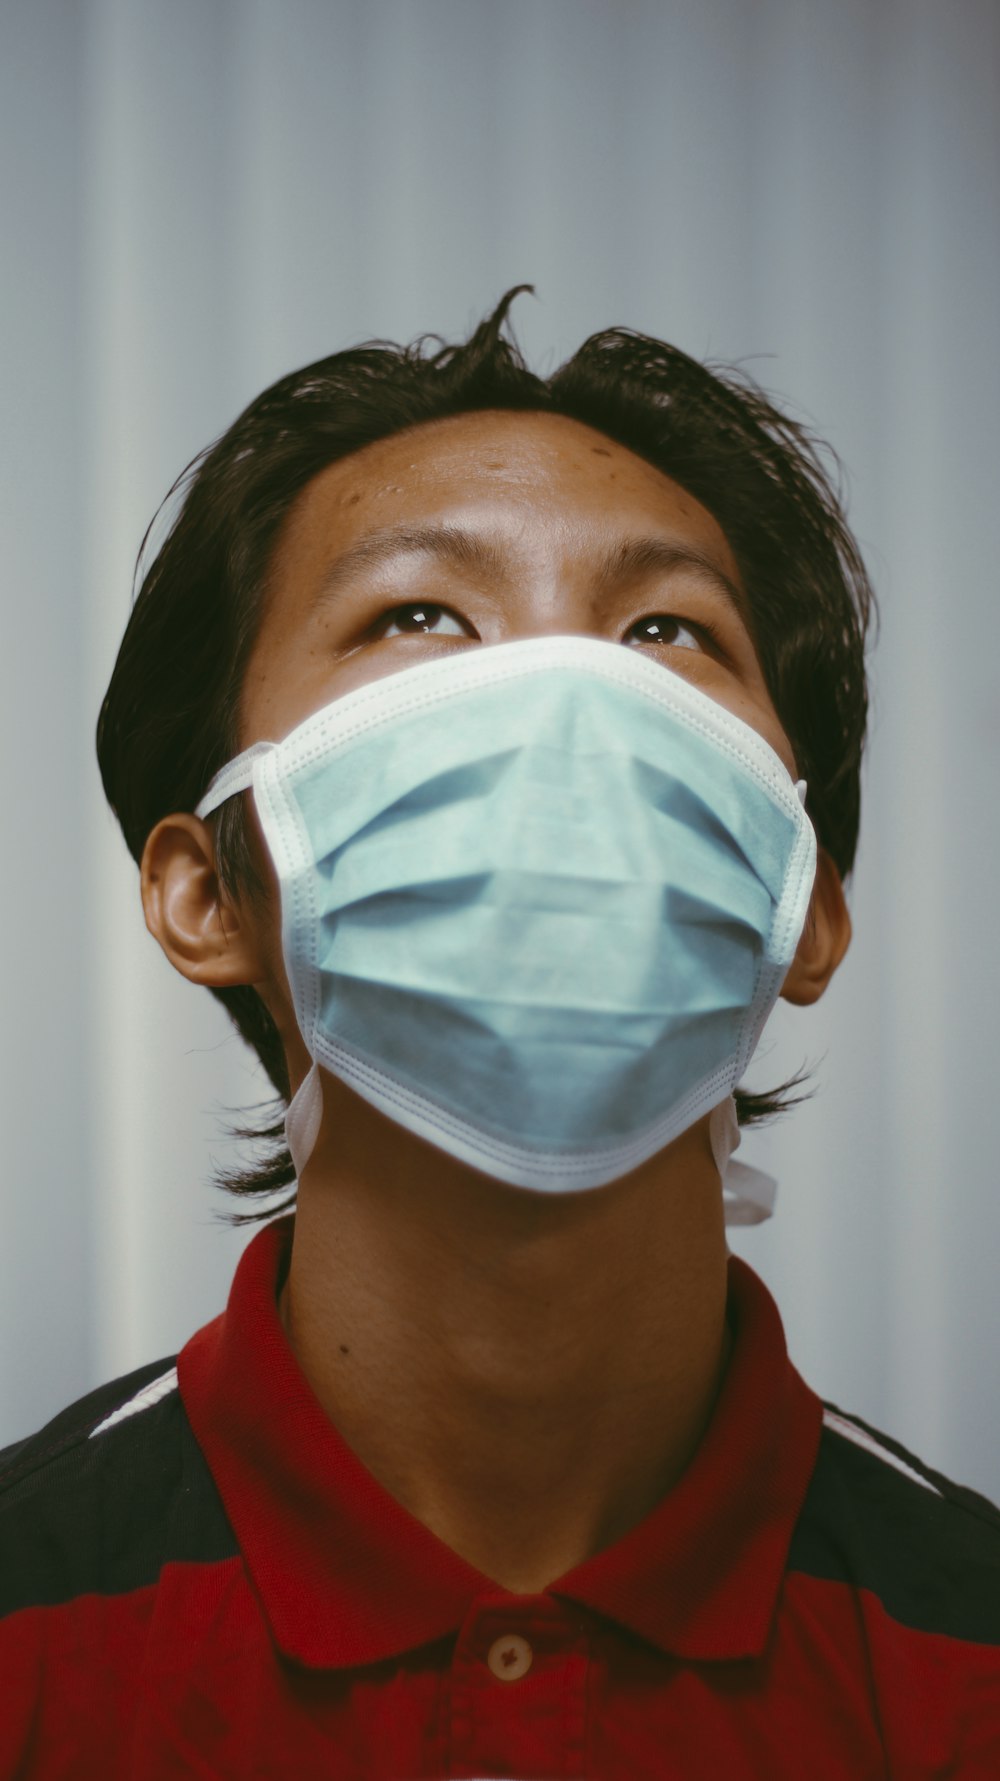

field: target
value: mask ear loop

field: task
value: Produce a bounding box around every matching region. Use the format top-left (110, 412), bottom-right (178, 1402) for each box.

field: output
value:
top-left (285, 1064), bottom-right (323, 1179)
top-left (710, 1095), bottom-right (777, 1226)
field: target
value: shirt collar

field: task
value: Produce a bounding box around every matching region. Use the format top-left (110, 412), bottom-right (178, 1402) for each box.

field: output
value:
top-left (178, 1217), bottom-right (822, 1669)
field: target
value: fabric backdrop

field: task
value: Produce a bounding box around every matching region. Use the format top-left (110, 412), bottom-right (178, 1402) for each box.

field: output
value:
top-left (2, 0), bottom-right (999, 1501)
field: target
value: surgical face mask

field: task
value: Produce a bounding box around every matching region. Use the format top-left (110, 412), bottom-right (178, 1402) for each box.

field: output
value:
top-left (196, 635), bottom-right (816, 1221)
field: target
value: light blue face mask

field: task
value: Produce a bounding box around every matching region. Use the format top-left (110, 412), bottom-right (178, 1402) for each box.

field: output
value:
top-left (196, 636), bottom-right (816, 1217)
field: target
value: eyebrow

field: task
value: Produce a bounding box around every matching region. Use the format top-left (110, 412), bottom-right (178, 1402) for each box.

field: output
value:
top-left (315, 522), bottom-right (749, 623)
top-left (592, 535), bottom-right (749, 620)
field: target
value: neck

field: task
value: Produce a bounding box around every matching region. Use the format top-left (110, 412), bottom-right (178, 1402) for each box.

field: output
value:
top-left (279, 1077), bottom-right (732, 1594)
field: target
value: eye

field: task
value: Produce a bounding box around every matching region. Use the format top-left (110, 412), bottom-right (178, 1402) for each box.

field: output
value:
top-left (625, 614), bottom-right (705, 652)
top-left (375, 602), bottom-right (472, 639)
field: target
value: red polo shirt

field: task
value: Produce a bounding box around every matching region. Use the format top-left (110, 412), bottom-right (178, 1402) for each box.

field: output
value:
top-left (2, 1214), bottom-right (999, 1778)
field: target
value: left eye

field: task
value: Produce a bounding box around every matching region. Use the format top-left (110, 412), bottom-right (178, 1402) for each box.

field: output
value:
top-left (626, 615), bottom-right (702, 651)
top-left (378, 602), bottom-right (470, 638)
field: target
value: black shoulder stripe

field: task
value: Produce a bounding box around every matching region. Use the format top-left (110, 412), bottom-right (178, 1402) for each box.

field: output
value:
top-left (0, 1371), bottom-right (239, 1618)
top-left (823, 1401), bottom-right (1000, 1532)
top-left (0, 1355), bottom-right (182, 1491)
top-left (787, 1402), bottom-right (1000, 1645)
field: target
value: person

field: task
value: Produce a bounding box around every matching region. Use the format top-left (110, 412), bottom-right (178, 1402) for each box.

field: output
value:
top-left (1, 288), bottom-right (997, 1779)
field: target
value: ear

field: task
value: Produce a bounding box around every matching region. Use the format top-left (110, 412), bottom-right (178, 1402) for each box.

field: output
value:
top-left (140, 813), bottom-right (267, 989)
top-left (780, 846), bottom-right (852, 1007)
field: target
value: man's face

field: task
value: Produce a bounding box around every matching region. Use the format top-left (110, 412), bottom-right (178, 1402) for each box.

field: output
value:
top-left (143, 406), bottom-right (846, 1092)
top-left (239, 409), bottom-right (798, 777)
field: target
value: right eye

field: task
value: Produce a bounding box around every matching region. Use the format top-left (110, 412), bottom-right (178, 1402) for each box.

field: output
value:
top-left (374, 602), bottom-right (472, 639)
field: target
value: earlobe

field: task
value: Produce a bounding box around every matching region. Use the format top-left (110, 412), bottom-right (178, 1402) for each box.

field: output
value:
top-left (780, 847), bottom-right (852, 1007)
top-left (140, 814), bottom-right (265, 989)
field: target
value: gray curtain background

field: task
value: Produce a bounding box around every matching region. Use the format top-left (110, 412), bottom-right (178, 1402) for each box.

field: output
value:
top-left (3, 0), bottom-right (999, 1500)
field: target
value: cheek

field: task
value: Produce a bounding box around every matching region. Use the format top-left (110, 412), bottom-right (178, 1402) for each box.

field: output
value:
top-left (696, 679), bottom-right (798, 778)
top-left (242, 882), bottom-right (305, 1064)
top-left (238, 800), bottom-right (278, 901)
top-left (232, 804), bottom-right (287, 989)
top-left (234, 807), bottom-right (313, 1080)
top-left (239, 623), bottom-right (383, 746)
top-left (749, 708), bottom-right (798, 778)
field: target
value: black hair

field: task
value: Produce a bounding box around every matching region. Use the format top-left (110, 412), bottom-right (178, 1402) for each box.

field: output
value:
top-left (97, 286), bottom-right (875, 1222)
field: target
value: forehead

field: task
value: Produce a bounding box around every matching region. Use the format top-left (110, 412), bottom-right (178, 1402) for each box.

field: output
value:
top-left (243, 406), bottom-right (792, 772)
top-left (271, 408), bottom-right (740, 584)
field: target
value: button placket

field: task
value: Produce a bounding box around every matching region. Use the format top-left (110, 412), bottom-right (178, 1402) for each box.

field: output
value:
top-left (448, 1595), bottom-right (590, 1778)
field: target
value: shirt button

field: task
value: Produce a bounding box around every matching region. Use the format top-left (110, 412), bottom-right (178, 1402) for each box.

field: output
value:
top-left (486, 1633), bottom-right (533, 1682)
